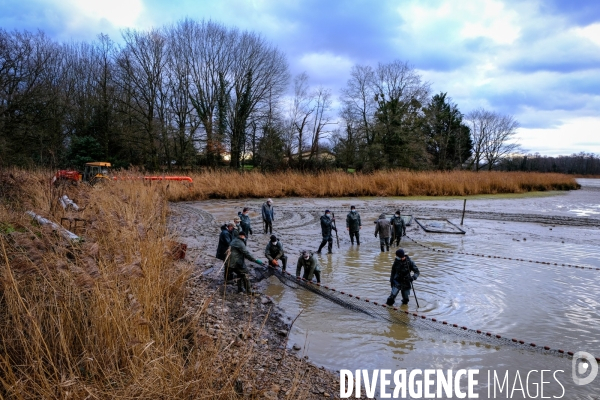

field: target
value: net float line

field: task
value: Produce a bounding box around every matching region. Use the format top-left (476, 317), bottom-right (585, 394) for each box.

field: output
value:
top-left (405, 235), bottom-right (600, 271)
top-left (267, 266), bottom-right (599, 362)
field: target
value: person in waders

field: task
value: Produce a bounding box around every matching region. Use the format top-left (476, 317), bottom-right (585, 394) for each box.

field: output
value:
top-left (346, 205), bottom-right (362, 245)
top-left (317, 210), bottom-right (337, 254)
top-left (265, 235), bottom-right (288, 272)
top-left (386, 249), bottom-right (420, 306)
top-left (390, 210), bottom-right (406, 247)
top-left (296, 250), bottom-right (321, 283)
top-left (228, 231), bottom-right (263, 295)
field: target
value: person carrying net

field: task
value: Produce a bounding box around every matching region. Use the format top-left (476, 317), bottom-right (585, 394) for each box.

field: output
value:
top-left (296, 250), bottom-right (321, 283)
top-left (265, 235), bottom-right (288, 272)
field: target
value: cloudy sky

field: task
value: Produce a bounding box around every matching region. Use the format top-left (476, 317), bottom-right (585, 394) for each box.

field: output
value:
top-left (2, 0), bottom-right (599, 156)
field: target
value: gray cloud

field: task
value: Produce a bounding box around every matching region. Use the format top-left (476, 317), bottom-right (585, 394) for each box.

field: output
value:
top-left (3, 0), bottom-right (600, 154)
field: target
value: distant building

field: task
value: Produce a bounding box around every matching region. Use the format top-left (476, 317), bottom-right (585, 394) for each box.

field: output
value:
top-left (284, 150), bottom-right (336, 162)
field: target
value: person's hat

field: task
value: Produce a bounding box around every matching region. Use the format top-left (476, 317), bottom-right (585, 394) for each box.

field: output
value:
top-left (238, 231), bottom-right (246, 237)
top-left (234, 216), bottom-right (241, 222)
top-left (351, 205), bottom-right (356, 209)
top-left (270, 235), bottom-right (277, 241)
top-left (325, 209), bottom-right (330, 213)
top-left (396, 249), bottom-right (405, 257)
top-left (267, 198), bottom-right (273, 203)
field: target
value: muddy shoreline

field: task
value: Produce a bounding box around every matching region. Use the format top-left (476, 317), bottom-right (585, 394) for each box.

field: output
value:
top-left (170, 204), bottom-right (341, 399)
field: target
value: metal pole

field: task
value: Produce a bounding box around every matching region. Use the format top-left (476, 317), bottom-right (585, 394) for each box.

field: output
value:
top-left (460, 199), bottom-right (467, 226)
top-left (410, 280), bottom-right (420, 308)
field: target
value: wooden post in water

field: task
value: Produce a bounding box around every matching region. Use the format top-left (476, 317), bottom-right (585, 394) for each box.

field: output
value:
top-left (461, 199), bottom-right (467, 225)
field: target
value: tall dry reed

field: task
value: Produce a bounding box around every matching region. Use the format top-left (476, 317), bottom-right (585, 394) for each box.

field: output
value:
top-left (0, 169), bottom-right (252, 399)
top-left (164, 170), bottom-right (579, 201)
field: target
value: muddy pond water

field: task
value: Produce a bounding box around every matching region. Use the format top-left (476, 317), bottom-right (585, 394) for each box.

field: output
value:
top-left (188, 179), bottom-right (600, 398)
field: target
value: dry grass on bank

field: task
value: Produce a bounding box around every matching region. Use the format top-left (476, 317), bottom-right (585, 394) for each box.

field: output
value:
top-left (0, 169), bottom-right (260, 399)
top-left (165, 170), bottom-right (579, 201)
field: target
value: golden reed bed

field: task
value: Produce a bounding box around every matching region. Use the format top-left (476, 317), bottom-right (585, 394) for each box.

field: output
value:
top-left (0, 169), bottom-right (259, 398)
top-left (166, 170), bottom-right (580, 201)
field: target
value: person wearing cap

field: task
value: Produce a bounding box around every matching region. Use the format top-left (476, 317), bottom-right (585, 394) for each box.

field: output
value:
top-left (374, 213), bottom-right (392, 252)
top-left (317, 209), bottom-right (337, 254)
top-left (346, 206), bottom-right (362, 245)
top-left (238, 207), bottom-right (252, 236)
top-left (228, 230), bottom-right (264, 295)
top-left (390, 210), bottom-right (406, 247)
top-left (261, 198), bottom-right (275, 234)
top-left (386, 249), bottom-right (420, 306)
top-left (265, 235), bottom-right (287, 271)
top-left (296, 250), bottom-right (321, 283)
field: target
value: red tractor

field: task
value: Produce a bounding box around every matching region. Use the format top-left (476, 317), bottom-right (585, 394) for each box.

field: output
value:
top-left (52, 162), bottom-right (111, 186)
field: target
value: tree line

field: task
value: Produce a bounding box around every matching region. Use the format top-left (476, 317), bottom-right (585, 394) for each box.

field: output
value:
top-left (496, 152), bottom-right (600, 175)
top-left (1, 20), bottom-right (525, 172)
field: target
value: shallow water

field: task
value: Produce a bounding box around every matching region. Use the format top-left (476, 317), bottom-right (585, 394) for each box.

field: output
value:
top-left (187, 179), bottom-right (600, 398)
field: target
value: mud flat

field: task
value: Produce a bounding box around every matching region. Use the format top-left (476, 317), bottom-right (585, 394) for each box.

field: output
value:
top-left (171, 178), bottom-right (600, 398)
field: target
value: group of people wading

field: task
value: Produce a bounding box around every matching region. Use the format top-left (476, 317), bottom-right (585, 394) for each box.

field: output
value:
top-left (215, 202), bottom-right (419, 306)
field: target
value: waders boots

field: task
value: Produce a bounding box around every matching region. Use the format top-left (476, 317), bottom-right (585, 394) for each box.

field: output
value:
top-left (237, 275), bottom-right (257, 295)
top-left (281, 257), bottom-right (287, 272)
top-left (317, 240), bottom-right (332, 254)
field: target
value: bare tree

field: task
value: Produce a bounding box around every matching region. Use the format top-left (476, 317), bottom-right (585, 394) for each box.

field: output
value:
top-left (117, 28), bottom-right (168, 169)
top-left (176, 19), bottom-right (235, 166)
top-left (226, 30), bottom-right (288, 169)
top-left (165, 24), bottom-right (201, 168)
top-left (340, 65), bottom-right (377, 145)
top-left (466, 108), bottom-right (520, 171)
top-left (287, 72), bottom-right (312, 164)
top-left (307, 86), bottom-right (334, 160)
top-left (0, 29), bottom-right (65, 166)
top-left (284, 73), bottom-right (335, 165)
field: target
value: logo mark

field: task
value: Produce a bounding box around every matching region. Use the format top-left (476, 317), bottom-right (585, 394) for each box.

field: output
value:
top-left (572, 351), bottom-right (598, 386)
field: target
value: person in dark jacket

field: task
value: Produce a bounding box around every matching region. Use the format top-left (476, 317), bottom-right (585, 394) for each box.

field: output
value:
top-left (265, 235), bottom-right (287, 271)
top-left (228, 231), bottom-right (263, 295)
top-left (216, 223), bottom-right (234, 261)
top-left (346, 206), bottom-right (362, 245)
top-left (261, 199), bottom-right (275, 234)
top-left (386, 249), bottom-right (420, 306)
top-left (238, 207), bottom-right (252, 236)
top-left (317, 210), bottom-right (337, 254)
top-left (374, 213), bottom-right (392, 252)
top-left (296, 250), bottom-right (321, 283)
top-left (390, 210), bottom-right (406, 246)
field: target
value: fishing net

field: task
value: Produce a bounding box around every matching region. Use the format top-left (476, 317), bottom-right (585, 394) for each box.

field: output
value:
top-left (263, 266), bottom-right (580, 360)
top-left (414, 218), bottom-right (466, 234)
